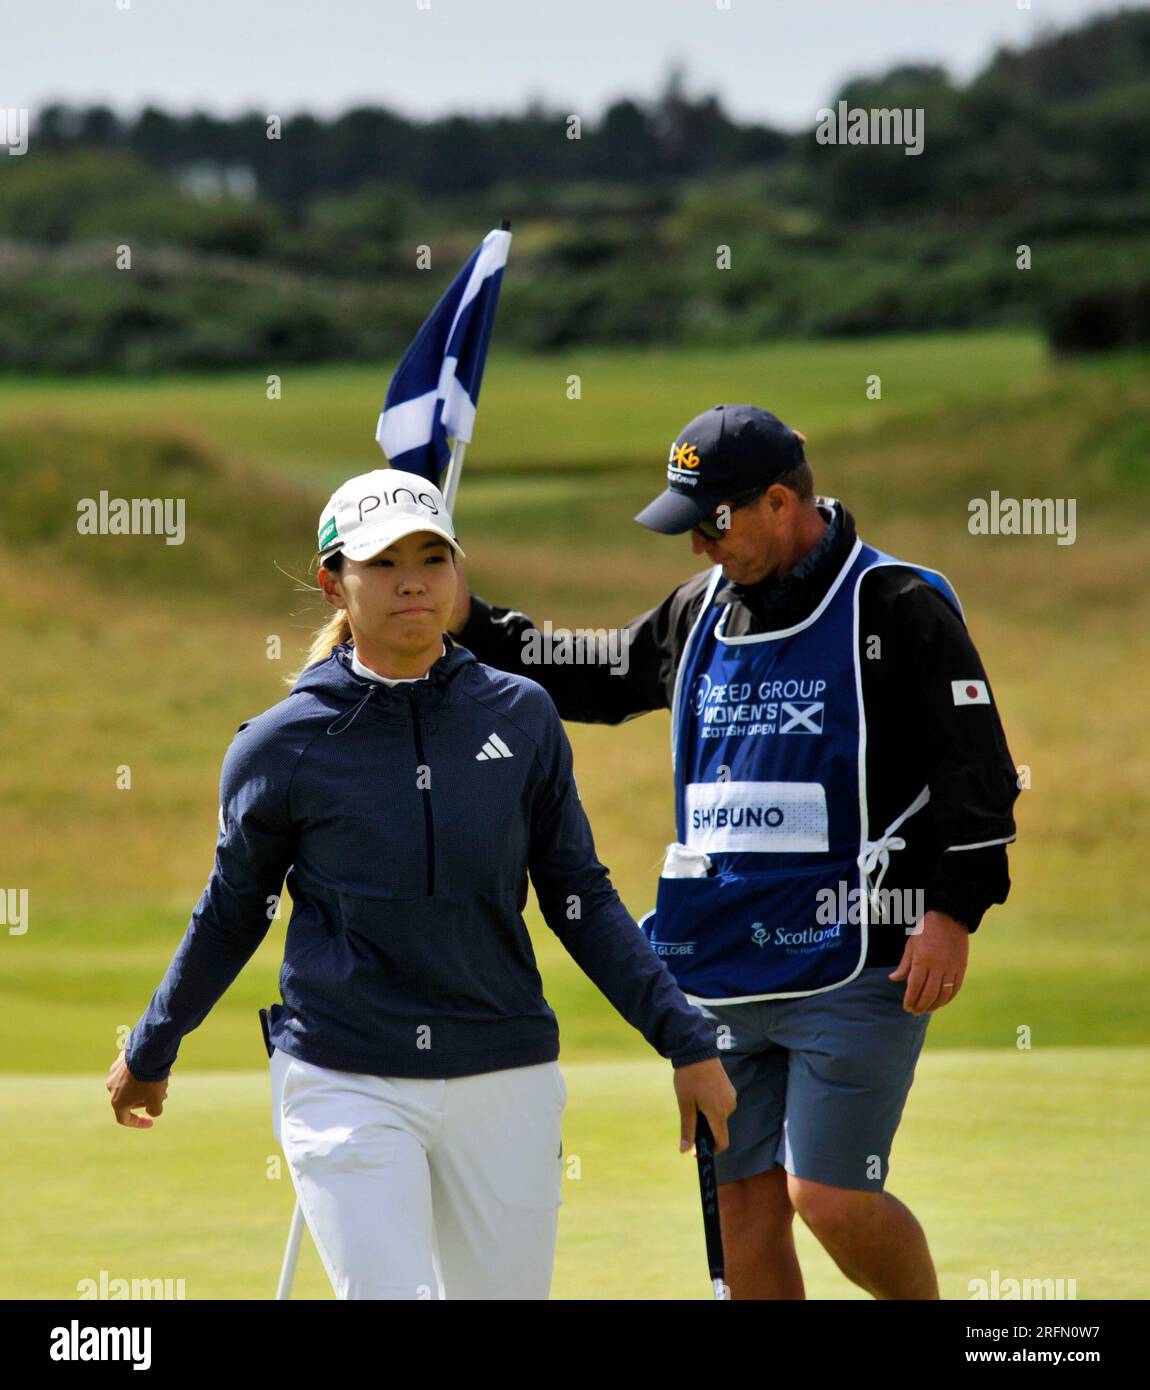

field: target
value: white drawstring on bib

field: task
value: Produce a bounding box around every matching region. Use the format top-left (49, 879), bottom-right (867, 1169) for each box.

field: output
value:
top-left (857, 784), bottom-right (930, 922)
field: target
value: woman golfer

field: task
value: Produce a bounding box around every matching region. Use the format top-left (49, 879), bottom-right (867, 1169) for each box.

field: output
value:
top-left (108, 468), bottom-right (734, 1300)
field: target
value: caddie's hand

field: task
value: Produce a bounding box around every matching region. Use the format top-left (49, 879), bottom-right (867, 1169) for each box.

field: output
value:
top-left (107, 1049), bottom-right (168, 1128)
top-left (448, 560), bottom-right (471, 635)
top-left (674, 1057), bottom-right (736, 1155)
top-left (889, 909), bottom-right (970, 1016)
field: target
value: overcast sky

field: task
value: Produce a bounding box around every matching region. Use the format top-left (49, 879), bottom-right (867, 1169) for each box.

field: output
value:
top-left (2, 0), bottom-right (1135, 131)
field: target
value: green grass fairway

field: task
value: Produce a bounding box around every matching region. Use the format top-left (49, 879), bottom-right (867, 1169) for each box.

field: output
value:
top-left (4, 1049), bottom-right (1145, 1300)
top-left (0, 332), bottom-right (1051, 486)
top-left (3, 331), bottom-right (1147, 1298)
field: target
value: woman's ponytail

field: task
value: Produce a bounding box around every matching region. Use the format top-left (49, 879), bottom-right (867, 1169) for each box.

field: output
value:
top-left (284, 552), bottom-right (351, 688)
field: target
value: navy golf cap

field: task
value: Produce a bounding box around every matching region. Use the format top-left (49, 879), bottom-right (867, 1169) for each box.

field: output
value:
top-left (634, 404), bottom-right (806, 534)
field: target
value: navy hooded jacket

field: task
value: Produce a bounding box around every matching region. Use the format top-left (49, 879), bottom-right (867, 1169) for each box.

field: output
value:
top-left (126, 636), bottom-right (719, 1082)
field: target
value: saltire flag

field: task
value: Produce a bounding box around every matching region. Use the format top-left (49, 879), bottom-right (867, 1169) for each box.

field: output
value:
top-left (375, 226), bottom-right (511, 484)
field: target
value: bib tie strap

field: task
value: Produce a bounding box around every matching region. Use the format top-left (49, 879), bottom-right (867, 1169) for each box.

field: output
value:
top-left (857, 784), bottom-right (930, 922)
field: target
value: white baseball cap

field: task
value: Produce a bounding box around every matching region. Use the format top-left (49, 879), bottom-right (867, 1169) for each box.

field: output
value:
top-left (317, 468), bottom-right (465, 562)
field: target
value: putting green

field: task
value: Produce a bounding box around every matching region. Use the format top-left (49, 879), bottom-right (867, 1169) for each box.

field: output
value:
top-left (4, 1048), bottom-right (1145, 1300)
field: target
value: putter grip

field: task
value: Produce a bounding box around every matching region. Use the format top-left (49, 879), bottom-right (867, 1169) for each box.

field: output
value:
top-left (694, 1112), bottom-right (725, 1282)
top-left (258, 1007), bottom-right (273, 1060)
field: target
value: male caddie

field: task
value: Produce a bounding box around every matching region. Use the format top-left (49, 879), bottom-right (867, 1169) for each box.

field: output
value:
top-left (448, 404), bottom-right (1019, 1299)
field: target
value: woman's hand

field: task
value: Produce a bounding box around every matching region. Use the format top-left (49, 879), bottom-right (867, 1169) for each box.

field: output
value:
top-left (106, 1050), bottom-right (168, 1128)
top-left (673, 1057), bottom-right (737, 1154)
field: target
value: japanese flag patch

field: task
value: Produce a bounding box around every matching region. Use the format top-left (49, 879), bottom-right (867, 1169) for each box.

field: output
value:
top-left (952, 679), bottom-right (990, 706)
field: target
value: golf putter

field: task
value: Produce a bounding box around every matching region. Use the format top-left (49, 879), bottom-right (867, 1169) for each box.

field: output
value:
top-left (694, 1112), bottom-right (728, 1300)
top-left (261, 1007), bottom-right (306, 1300)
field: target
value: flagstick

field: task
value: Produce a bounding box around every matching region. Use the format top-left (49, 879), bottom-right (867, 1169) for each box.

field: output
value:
top-left (442, 438), bottom-right (467, 514)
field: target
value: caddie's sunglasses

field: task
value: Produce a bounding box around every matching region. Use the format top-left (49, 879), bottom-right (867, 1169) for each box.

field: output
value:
top-left (693, 487), bottom-right (767, 542)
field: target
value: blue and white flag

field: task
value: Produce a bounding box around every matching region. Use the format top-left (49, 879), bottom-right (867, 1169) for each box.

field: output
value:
top-left (375, 227), bottom-right (511, 483)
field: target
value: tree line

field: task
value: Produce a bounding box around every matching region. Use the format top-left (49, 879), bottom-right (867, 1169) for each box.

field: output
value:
top-left (1, 8), bottom-right (1147, 370)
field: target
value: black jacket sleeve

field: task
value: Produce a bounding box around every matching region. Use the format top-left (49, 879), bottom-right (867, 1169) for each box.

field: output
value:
top-left (884, 578), bottom-right (1020, 931)
top-left (453, 575), bottom-right (707, 724)
top-left (526, 692), bottom-right (719, 1067)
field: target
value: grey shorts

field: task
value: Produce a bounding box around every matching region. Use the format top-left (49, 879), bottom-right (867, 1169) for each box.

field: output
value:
top-left (693, 967), bottom-right (930, 1193)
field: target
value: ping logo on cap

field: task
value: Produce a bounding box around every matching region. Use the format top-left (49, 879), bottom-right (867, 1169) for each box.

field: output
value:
top-left (357, 486), bottom-right (441, 520)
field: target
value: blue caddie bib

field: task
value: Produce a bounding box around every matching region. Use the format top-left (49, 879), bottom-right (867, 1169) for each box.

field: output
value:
top-left (639, 523), bottom-right (963, 1002)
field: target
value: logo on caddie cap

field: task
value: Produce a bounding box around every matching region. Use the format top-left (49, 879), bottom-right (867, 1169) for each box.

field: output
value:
top-left (635, 404), bottom-right (805, 534)
top-left (668, 442), bottom-right (702, 479)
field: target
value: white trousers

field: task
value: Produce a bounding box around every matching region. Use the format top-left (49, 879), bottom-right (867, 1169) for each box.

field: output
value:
top-left (271, 1048), bottom-right (567, 1300)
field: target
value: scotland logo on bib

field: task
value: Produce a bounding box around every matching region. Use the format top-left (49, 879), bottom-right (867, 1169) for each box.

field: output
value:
top-left (639, 526), bottom-right (962, 1002)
